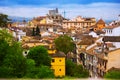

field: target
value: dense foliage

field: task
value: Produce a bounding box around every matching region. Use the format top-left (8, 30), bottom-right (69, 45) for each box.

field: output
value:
top-left (26, 46), bottom-right (54, 78)
top-left (36, 26), bottom-right (40, 36)
top-left (66, 59), bottom-right (89, 78)
top-left (27, 46), bottom-right (51, 66)
top-left (0, 29), bottom-right (26, 78)
top-left (104, 69), bottom-right (120, 79)
top-left (0, 29), bottom-right (54, 78)
top-left (25, 59), bottom-right (54, 78)
top-left (54, 35), bottom-right (74, 54)
top-left (32, 26), bottom-right (41, 36)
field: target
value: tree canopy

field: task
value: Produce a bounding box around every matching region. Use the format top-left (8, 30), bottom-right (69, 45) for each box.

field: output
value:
top-left (0, 29), bottom-right (55, 78)
top-left (25, 59), bottom-right (55, 78)
top-left (36, 26), bottom-right (40, 36)
top-left (26, 46), bottom-right (54, 78)
top-left (66, 59), bottom-right (89, 78)
top-left (27, 46), bottom-right (51, 66)
top-left (104, 68), bottom-right (120, 79)
top-left (54, 35), bottom-right (75, 54)
top-left (0, 29), bottom-right (26, 78)
top-left (0, 13), bottom-right (10, 28)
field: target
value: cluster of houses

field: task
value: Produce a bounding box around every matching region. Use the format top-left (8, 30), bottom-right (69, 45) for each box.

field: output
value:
top-left (7, 8), bottom-right (120, 78)
top-left (77, 16), bottom-right (120, 78)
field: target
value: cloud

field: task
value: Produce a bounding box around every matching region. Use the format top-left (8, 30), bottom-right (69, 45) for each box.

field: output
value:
top-left (0, 6), bottom-right (51, 18)
top-left (0, 2), bottom-right (119, 21)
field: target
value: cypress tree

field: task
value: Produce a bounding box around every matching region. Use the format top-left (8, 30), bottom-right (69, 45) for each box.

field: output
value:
top-left (36, 26), bottom-right (40, 36)
top-left (32, 27), bottom-right (35, 36)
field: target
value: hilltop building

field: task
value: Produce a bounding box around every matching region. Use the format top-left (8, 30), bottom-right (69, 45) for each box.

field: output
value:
top-left (62, 16), bottom-right (96, 31)
top-left (46, 8), bottom-right (65, 25)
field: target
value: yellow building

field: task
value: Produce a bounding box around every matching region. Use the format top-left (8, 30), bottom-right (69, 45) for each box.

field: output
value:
top-left (47, 44), bottom-right (56, 54)
top-left (32, 43), bottom-right (66, 77)
top-left (50, 51), bottom-right (66, 77)
top-left (40, 18), bottom-right (46, 24)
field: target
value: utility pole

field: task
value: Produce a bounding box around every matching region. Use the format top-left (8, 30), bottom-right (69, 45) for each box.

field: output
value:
top-left (63, 10), bottom-right (66, 18)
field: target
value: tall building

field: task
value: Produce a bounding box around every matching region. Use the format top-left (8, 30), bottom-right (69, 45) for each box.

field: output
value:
top-left (49, 8), bottom-right (58, 15)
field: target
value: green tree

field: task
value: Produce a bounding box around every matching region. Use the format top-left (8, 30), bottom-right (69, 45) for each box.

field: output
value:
top-left (32, 27), bottom-right (35, 36)
top-left (27, 46), bottom-right (51, 66)
top-left (35, 65), bottom-right (55, 78)
top-left (26, 66), bottom-right (54, 78)
top-left (73, 65), bottom-right (89, 78)
top-left (0, 13), bottom-right (10, 28)
top-left (66, 59), bottom-right (76, 76)
top-left (2, 42), bottom-right (26, 78)
top-left (104, 69), bottom-right (120, 79)
top-left (36, 26), bottom-right (40, 36)
top-left (25, 59), bottom-right (36, 78)
top-left (0, 29), bottom-right (26, 78)
top-left (25, 59), bottom-right (54, 78)
top-left (66, 59), bottom-right (89, 78)
top-left (54, 35), bottom-right (74, 54)
top-left (0, 29), bottom-right (14, 66)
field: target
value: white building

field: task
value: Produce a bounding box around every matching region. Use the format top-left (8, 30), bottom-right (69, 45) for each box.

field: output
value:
top-left (89, 31), bottom-right (99, 38)
top-left (103, 25), bottom-right (120, 36)
top-left (9, 28), bottom-right (26, 41)
top-left (17, 30), bottom-right (26, 41)
top-left (41, 32), bottom-right (51, 37)
top-left (103, 15), bottom-right (120, 36)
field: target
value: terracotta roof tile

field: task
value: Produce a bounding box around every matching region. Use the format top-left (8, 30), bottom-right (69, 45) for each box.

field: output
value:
top-left (97, 19), bottom-right (105, 24)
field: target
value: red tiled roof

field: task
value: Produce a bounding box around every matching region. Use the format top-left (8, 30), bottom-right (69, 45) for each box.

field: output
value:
top-left (97, 19), bottom-right (105, 24)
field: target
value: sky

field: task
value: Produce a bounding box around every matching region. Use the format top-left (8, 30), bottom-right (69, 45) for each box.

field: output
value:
top-left (0, 0), bottom-right (120, 21)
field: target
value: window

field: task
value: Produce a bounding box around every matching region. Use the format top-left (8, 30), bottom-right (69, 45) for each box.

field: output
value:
top-left (111, 30), bottom-right (112, 33)
top-left (52, 59), bottom-right (55, 62)
top-left (59, 59), bottom-right (61, 62)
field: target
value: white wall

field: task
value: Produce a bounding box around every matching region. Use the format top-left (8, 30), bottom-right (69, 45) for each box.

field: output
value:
top-left (112, 26), bottom-right (120, 36)
top-left (103, 28), bottom-right (113, 36)
top-left (103, 26), bottom-right (120, 36)
top-left (89, 31), bottom-right (98, 38)
top-left (113, 42), bottom-right (120, 48)
top-left (17, 30), bottom-right (26, 41)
